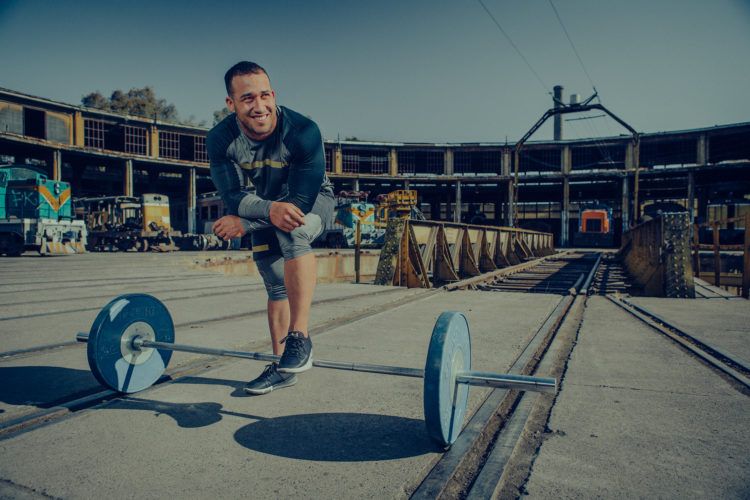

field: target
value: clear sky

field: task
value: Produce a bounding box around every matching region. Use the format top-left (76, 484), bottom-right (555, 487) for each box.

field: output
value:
top-left (1, 0), bottom-right (749, 143)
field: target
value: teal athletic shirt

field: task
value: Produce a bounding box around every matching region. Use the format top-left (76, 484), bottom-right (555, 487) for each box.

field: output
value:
top-left (207, 105), bottom-right (335, 256)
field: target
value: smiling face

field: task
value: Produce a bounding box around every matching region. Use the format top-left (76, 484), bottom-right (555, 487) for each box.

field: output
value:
top-left (225, 71), bottom-right (277, 141)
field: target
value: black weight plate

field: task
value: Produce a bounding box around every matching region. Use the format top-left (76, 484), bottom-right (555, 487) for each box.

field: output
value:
top-left (87, 294), bottom-right (174, 393)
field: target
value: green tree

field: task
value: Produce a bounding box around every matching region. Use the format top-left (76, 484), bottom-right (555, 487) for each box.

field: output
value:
top-left (81, 86), bottom-right (205, 126)
top-left (213, 106), bottom-right (232, 125)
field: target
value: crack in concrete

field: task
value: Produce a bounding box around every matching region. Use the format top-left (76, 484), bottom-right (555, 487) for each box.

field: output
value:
top-left (0, 478), bottom-right (62, 499)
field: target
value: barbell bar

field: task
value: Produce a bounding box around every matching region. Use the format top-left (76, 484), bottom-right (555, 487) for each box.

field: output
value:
top-left (75, 293), bottom-right (557, 448)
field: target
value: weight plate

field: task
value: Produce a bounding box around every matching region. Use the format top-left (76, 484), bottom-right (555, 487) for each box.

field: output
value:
top-left (423, 311), bottom-right (471, 448)
top-left (87, 294), bottom-right (174, 393)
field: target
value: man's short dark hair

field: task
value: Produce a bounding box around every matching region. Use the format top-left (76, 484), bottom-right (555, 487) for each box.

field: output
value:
top-left (224, 61), bottom-right (269, 96)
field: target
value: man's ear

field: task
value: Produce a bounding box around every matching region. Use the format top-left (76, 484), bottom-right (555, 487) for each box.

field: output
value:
top-left (225, 96), bottom-right (235, 113)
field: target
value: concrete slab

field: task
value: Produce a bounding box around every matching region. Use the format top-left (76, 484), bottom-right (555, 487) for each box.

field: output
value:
top-left (524, 296), bottom-right (750, 499)
top-left (0, 285), bottom-right (561, 498)
top-left (627, 296), bottom-right (750, 368)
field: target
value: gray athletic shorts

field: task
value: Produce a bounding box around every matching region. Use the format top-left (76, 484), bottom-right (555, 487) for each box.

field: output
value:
top-left (253, 193), bottom-right (335, 301)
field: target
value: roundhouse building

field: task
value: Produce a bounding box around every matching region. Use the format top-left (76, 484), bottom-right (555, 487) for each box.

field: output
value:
top-left (1, 87), bottom-right (748, 245)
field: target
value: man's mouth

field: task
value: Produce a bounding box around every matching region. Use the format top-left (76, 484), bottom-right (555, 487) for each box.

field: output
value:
top-left (249, 113), bottom-right (270, 124)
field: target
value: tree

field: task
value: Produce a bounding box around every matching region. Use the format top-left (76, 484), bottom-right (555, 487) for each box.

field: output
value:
top-left (81, 86), bottom-right (201, 125)
top-left (213, 106), bottom-right (232, 125)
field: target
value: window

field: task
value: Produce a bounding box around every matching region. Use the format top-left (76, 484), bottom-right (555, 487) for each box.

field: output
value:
top-left (124, 125), bottom-right (148, 155)
top-left (159, 131), bottom-right (180, 159)
top-left (84, 119), bottom-right (105, 148)
top-left (194, 136), bottom-right (208, 163)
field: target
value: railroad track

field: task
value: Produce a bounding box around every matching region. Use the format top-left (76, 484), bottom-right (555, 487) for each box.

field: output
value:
top-left (413, 251), bottom-right (749, 498)
top-left (411, 252), bottom-right (602, 498)
top-left (606, 295), bottom-right (750, 390)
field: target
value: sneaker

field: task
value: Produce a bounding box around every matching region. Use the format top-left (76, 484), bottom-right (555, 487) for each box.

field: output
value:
top-left (277, 331), bottom-right (313, 373)
top-left (244, 363), bottom-right (297, 395)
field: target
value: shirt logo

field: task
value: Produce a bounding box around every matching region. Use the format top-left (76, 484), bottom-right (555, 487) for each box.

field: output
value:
top-left (239, 159), bottom-right (287, 170)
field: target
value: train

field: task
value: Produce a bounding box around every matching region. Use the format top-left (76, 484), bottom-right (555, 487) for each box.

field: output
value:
top-left (572, 203), bottom-right (615, 247)
top-left (0, 164), bottom-right (87, 256)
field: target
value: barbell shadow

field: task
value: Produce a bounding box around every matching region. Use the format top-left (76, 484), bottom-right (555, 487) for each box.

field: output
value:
top-left (170, 375), bottom-right (269, 398)
top-left (112, 396), bottom-right (440, 460)
top-left (112, 397), bottom-right (265, 428)
top-left (234, 412), bottom-right (439, 461)
top-left (0, 366), bottom-right (101, 408)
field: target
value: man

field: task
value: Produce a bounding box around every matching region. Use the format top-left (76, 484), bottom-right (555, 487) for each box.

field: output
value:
top-left (207, 61), bottom-right (335, 395)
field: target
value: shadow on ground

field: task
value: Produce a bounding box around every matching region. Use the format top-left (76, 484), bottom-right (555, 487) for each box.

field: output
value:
top-left (0, 366), bottom-right (100, 408)
top-left (234, 412), bottom-right (437, 461)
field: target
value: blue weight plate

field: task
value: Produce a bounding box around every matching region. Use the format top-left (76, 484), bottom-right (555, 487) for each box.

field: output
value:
top-left (423, 311), bottom-right (471, 448)
top-left (87, 294), bottom-right (174, 393)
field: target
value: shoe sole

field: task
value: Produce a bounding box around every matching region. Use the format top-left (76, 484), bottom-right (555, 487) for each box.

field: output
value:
top-left (278, 349), bottom-right (314, 374)
top-left (243, 375), bottom-right (297, 395)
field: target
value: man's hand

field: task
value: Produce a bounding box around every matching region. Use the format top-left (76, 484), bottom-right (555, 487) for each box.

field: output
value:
top-left (212, 215), bottom-right (247, 241)
top-left (270, 201), bottom-right (305, 232)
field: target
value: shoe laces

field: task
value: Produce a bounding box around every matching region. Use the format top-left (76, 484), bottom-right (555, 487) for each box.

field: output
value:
top-left (280, 331), bottom-right (307, 357)
top-left (260, 363), bottom-right (277, 377)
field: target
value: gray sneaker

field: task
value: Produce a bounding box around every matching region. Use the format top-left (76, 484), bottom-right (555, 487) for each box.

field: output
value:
top-left (244, 363), bottom-right (297, 395)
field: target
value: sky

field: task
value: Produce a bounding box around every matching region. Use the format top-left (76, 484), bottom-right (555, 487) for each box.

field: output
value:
top-left (1, 0), bottom-right (749, 143)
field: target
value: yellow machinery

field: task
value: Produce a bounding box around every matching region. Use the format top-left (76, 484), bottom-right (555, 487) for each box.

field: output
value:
top-left (141, 193), bottom-right (172, 232)
top-left (375, 190), bottom-right (418, 228)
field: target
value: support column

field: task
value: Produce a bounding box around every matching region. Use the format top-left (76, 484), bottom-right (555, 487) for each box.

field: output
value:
top-left (561, 146), bottom-right (571, 247)
top-left (149, 126), bottom-right (159, 158)
top-left (501, 149), bottom-right (512, 177)
top-left (187, 167), bottom-right (196, 234)
top-left (697, 134), bottom-right (708, 165)
top-left (404, 180), bottom-right (410, 190)
top-left (633, 142), bottom-right (641, 223)
top-left (444, 148), bottom-right (454, 176)
top-left (334, 146), bottom-right (343, 174)
top-left (73, 111), bottom-right (85, 147)
top-left (687, 172), bottom-right (695, 227)
top-left (353, 178), bottom-right (359, 191)
top-left (389, 148), bottom-right (398, 176)
top-left (52, 150), bottom-right (62, 181)
top-left (123, 159), bottom-right (134, 197)
top-left (506, 180), bottom-right (514, 227)
top-left (621, 175), bottom-right (630, 233)
top-left (454, 180), bottom-right (462, 223)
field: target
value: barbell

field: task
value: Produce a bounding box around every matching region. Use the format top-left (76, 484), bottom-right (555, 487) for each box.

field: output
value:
top-left (75, 293), bottom-right (556, 448)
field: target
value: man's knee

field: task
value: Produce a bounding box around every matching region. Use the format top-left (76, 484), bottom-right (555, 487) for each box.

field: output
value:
top-left (277, 213), bottom-right (322, 261)
top-left (256, 254), bottom-right (287, 301)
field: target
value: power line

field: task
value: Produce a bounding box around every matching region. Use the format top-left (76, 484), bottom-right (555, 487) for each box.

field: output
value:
top-left (547, 0), bottom-right (597, 92)
top-left (476, 0), bottom-right (550, 94)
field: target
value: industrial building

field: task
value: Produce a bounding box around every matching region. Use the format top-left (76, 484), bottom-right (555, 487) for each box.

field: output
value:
top-left (1, 87), bottom-right (748, 245)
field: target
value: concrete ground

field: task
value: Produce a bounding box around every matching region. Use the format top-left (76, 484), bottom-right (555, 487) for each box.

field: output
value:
top-left (0, 252), bottom-right (561, 499)
top-left (524, 296), bottom-right (750, 499)
top-left (1, 253), bottom-right (748, 498)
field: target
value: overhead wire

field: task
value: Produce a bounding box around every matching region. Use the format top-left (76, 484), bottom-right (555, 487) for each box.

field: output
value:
top-left (476, 0), bottom-right (551, 95)
top-left (547, 0), bottom-right (597, 92)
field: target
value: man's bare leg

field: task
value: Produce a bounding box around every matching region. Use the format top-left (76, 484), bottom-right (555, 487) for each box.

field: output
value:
top-left (267, 299), bottom-right (290, 355)
top-left (283, 252), bottom-right (316, 336)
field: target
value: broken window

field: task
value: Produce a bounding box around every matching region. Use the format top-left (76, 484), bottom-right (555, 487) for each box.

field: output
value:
top-left (0, 102), bottom-right (23, 134)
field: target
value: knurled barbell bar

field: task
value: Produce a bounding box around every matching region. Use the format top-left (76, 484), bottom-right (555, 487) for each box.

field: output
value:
top-left (75, 293), bottom-right (556, 448)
